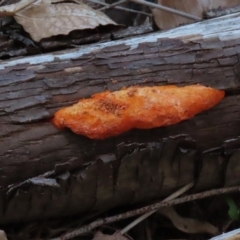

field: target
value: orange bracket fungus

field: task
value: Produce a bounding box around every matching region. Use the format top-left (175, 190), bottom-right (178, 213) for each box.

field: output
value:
top-left (52, 85), bottom-right (225, 139)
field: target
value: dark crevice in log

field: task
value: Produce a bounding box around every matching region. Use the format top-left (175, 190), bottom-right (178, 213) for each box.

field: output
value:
top-left (1, 136), bottom-right (240, 224)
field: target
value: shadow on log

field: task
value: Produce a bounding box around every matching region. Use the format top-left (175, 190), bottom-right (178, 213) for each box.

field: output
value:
top-left (0, 13), bottom-right (240, 224)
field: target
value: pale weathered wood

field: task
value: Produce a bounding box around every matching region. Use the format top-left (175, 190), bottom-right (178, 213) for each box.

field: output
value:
top-left (0, 13), bottom-right (240, 224)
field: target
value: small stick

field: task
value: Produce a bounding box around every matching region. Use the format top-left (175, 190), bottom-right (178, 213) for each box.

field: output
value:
top-left (87, 0), bottom-right (151, 16)
top-left (99, 0), bottom-right (127, 11)
top-left (51, 185), bottom-right (240, 240)
top-left (129, 0), bottom-right (201, 21)
top-left (120, 181), bottom-right (194, 234)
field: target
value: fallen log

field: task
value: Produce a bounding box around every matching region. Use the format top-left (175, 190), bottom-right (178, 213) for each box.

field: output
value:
top-left (1, 12), bottom-right (240, 224)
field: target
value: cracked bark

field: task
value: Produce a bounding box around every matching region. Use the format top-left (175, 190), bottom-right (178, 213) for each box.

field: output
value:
top-left (0, 13), bottom-right (240, 224)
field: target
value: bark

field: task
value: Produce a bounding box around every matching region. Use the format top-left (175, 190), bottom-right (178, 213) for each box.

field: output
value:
top-left (0, 13), bottom-right (240, 224)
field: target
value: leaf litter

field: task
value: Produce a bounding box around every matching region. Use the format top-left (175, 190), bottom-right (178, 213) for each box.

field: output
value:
top-left (0, 0), bottom-right (118, 42)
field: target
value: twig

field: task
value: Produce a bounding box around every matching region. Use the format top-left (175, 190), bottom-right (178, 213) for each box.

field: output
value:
top-left (51, 185), bottom-right (240, 240)
top-left (99, 0), bottom-right (127, 11)
top-left (145, 220), bottom-right (152, 240)
top-left (86, 0), bottom-right (151, 16)
top-left (129, 0), bottom-right (201, 21)
top-left (120, 181), bottom-right (194, 234)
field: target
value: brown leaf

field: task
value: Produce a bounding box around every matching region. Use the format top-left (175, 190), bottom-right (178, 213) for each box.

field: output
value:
top-left (92, 231), bottom-right (129, 240)
top-left (14, 0), bottom-right (117, 42)
top-left (0, 230), bottom-right (7, 240)
top-left (152, 0), bottom-right (240, 29)
top-left (158, 206), bottom-right (219, 235)
top-left (0, 0), bottom-right (35, 17)
top-left (226, 234), bottom-right (240, 240)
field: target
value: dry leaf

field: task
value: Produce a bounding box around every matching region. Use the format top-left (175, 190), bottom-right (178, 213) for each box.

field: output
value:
top-left (0, 230), bottom-right (8, 240)
top-left (226, 234), bottom-right (240, 240)
top-left (92, 231), bottom-right (129, 240)
top-left (13, 0), bottom-right (117, 41)
top-left (152, 0), bottom-right (240, 29)
top-left (0, 0), bottom-right (36, 17)
top-left (158, 206), bottom-right (219, 235)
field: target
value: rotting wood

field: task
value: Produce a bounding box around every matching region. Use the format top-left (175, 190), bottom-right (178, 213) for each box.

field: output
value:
top-left (0, 13), bottom-right (240, 224)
